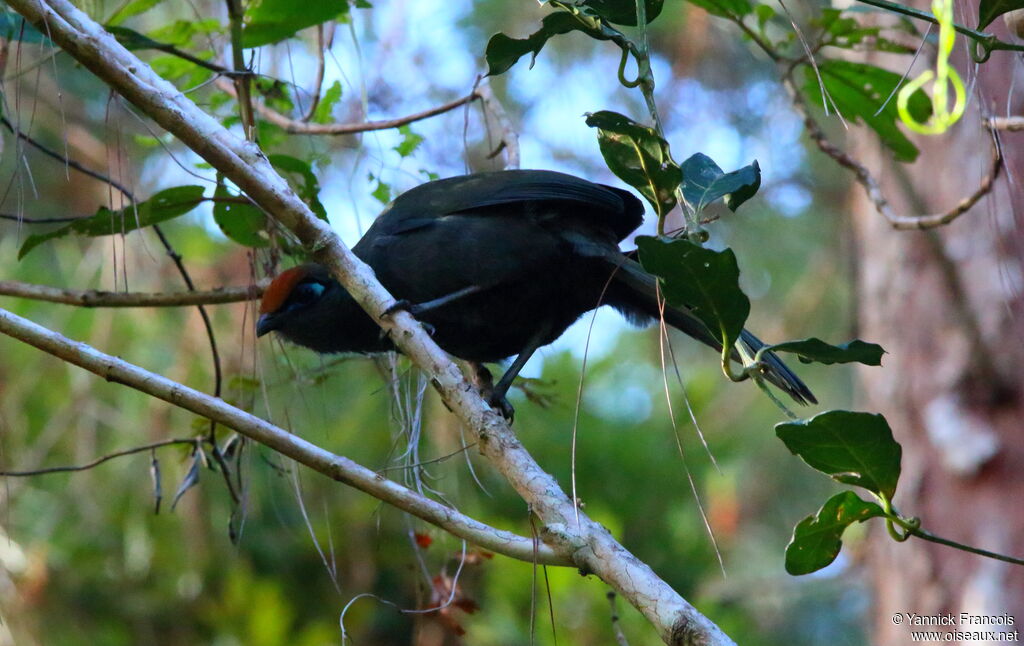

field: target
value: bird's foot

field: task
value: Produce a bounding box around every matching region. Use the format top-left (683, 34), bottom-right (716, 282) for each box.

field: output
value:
top-left (381, 300), bottom-right (435, 336)
top-left (488, 392), bottom-right (515, 423)
top-left (381, 299), bottom-right (423, 318)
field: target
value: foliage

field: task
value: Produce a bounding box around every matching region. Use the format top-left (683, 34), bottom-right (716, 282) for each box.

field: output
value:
top-left (0, 0), bottom-right (1016, 642)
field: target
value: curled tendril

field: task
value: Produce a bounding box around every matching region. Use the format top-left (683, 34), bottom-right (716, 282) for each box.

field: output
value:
top-left (897, 0), bottom-right (966, 134)
top-left (617, 47), bottom-right (641, 88)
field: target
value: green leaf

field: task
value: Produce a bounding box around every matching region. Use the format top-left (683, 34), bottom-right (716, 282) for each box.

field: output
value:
top-left (785, 491), bottom-right (884, 575)
top-left (242, 0), bottom-right (349, 48)
top-left (268, 154), bottom-right (327, 220)
top-left (585, 110), bottom-right (681, 218)
top-left (19, 185), bottom-right (205, 259)
top-left (312, 80), bottom-right (343, 124)
top-left (636, 236), bottom-right (750, 350)
top-left (580, 0), bottom-right (664, 25)
top-left (147, 18), bottom-right (221, 46)
top-left (686, 0), bottom-right (753, 19)
top-left (393, 125), bottom-right (424, 158)
top-left (370, 178), bottom-right (391, 204)
top-left (776, 410), bottom-right (902, 499)
top-left (680, 153), bottom-right (760, 213)
top-left (767, 338), bottom-right (885, 366)
top-left (213, 181), bottom-right (269, 247)
top-left (813, 9), bottom-right (915, 54)
top-left (755, 4), bottom-right (775, 28)
top-left (978, 0), bottom-right (1024, 29)
top-left (106, 0), bottom-right (165, 26)
top-left (803, 60), bottom-right (932, 163)
top-left (485, 13), bottom-right (604, 76)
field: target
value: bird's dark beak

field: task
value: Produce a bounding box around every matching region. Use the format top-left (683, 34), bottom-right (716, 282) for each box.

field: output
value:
top-left (256, 313), bottom-right (277, 338)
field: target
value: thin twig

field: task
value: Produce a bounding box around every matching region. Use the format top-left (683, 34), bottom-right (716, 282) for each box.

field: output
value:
top-left (782, 68), bottom-right (1003, 230)
top-left (0, 305), bottom-right (568, 566)
top-left (986, 116), bottom-right (1024, 131)
top-left (0, 438), bottom-right (198, 476)
top-left (475, 79), bottom-right (520, 169)
top-left (0, 279), bottom-right (266, 306)
top-left (217, 76), bottom-right (479, 135)
top-left (301, 24), bottom-right (329, 123)
top-left (607, 590), bottom-right (631, 646)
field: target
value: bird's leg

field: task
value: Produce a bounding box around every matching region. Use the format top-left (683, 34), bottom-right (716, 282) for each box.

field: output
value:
top-left (486, 324), bottom-right (552, 423)
top-left (468, 361), bottom-right (514, 421)
top-left (381, 285), bottom-right (485, 318)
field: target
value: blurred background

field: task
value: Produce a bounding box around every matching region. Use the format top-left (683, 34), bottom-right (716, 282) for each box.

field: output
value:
top-left (1, 0), bottom-right (1021, 644)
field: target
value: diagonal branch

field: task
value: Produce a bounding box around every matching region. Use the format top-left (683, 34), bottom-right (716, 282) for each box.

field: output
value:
top-left (783, 69), bottom-right (1003, 231)
top-left (4, 1), bottom-right (734, 643)
top-left (0, 279), bottom-right (266, 306)
top-left (0, 306), bottom-right (566, 566)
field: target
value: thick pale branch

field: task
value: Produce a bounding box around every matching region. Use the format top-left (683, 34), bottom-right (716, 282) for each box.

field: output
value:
top-left (5, 1), bottom-right (733, 642)
top-left (0, 279), bottom-right (266, 307)
top-left (0, 306), bottom-right (565, 566)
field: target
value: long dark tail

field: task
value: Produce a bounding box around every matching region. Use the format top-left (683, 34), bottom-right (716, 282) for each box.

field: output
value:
top-left (603, 252), bottom-right (817, 405)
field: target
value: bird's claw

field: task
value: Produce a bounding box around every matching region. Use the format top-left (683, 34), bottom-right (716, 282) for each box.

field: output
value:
top-left (488, 392), bottom-right (515, 423)
top-left (381, 299), bottom-right (422, 318)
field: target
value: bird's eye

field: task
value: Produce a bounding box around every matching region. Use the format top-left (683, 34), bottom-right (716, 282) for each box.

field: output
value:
top-left (290, 281), bottom-right (325, 306)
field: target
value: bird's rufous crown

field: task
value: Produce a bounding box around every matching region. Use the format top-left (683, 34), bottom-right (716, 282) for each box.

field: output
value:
top-left (260, 266), bottom-right (309, 314)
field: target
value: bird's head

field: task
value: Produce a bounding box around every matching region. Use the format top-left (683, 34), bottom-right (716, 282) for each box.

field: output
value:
top-left (255, 264), bottom-right (386, 354)
top-left (256, 264), bottom-right (334, 340)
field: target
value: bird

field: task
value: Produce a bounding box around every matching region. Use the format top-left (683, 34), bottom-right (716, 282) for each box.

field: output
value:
top-left (256, 169), bottom-right (815, 420)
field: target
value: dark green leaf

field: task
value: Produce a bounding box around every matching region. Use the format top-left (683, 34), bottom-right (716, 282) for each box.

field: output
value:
top-left (767, 338), bottom-right (885, 366)
top-left (147, 18), bottom-right (221, 46)
top-left (680, 153), bottom-right (760, 213)
top-left (803, 60), bottom-right (932, 163)
top-left (978, 0), bottom-right (1024, 29)
top-left (106, 0), bottom-right (166, 26)
top-left (813, 9), bottom-right (915, 54)
top-left (636, 236), bottom-right (750, 350)
top-left (213, 181), bottom-right (269, 247)
top-left (686, 0), bottom-right (753, 19)
top-left (786, 491), bottom-right (884, 575)
top-left (393, 125), bottom-right (424, 158)
top-left (106, 25), bottom-right (164, 50)
top-left (19, 186), bottom-right (205, 259)
top-left (580, 0), bottom-right (664, 25)
top-left (585, 110), bottom-right (681, 217)
top-left (755, 4), bottom-right (775, 28)
top-left (242, 0), bottom-right (349, 48)
top-left (485, 13), bottom-right (605, 76)
top-left (312, 80), bottom-right (343, 124)
top-left (268, 154), bottom-right (327, 220)
top-left (776, 410), bottom-right (902, 499)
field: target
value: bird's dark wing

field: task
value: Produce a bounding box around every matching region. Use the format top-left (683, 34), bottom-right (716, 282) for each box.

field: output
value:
top-left (369, 170), bottom-right (644, 241)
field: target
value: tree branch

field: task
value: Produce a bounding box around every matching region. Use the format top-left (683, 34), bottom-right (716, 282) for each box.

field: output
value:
top-left (986, 116), bottom-right (1024, 131)
top-left (0, 279), bottom-right (266, 306)
top-left (782, 69), bottom-right (1003, 231)
top-left (4, 1), bottom-right (734, 642)
top-left (216, 76), bottom-right (480, 135)
top-left (0, 437), bottom-right (198, 476)
top-left (0, 306), bottom-right (566, 566)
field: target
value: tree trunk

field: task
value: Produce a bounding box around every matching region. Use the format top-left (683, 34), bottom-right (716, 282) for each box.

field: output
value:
top-left (850, 27), bottom-right (1024, 644)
